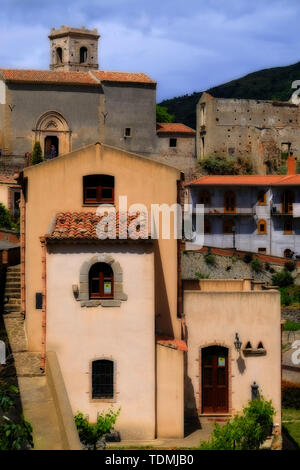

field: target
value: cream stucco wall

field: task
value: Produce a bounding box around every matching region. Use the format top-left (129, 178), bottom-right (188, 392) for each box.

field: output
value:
top-left (46, 243), bottom-right (156, 440)
top-left (184, 289), bottom-right (281, 428)
top-left (23, 143), bottom-right (182, 351)
top-left (0, 183), bottom-right (9, 208)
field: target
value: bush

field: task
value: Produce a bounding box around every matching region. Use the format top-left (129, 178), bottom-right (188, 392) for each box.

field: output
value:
top-left (280, 287), bottom-right (292, 306)
top-left (283, 320), bottom-right (300, 331)
top-left (0, 381), bottom-right (18, 412)
top-left (204, 254), bottom-right (216, 266)
top-left (282, 381), bottom-right (300, 409)
top-left (30, 141), bottom-right (43, 165)
top-left (272, 270), bottom-right (294, 287)
top-left (243, 253), bottom-right (253, 264)
top-left (199, 397), bottom-right (275, 450)
top-left (251, 258), bottom-right (263, 273)
top-left (195, 272), bottom-right (210, 279)
top-left (284, 260), bottom-right (296, 272)
top-left (0, 416), bottom-right (33, 450)
top-left (200, 154), bottom-right (253, 175)
top-left (74, 409), bottom-right (120, 449)
top-left (0, 203), bottom-right (13, 230)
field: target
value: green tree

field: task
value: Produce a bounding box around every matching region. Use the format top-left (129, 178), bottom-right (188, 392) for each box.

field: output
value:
top-left (156, 105), bottom-right (175, 123)
top-left (0, 203), bottom-right (13, 230)
top-left (74, 408), bottom-right (120, 449)
top-left (31, 141), bottom-right (43, 165)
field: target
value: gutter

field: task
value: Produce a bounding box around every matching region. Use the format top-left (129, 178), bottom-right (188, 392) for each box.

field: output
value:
top-left (40, 236), bottom-right (47, 371)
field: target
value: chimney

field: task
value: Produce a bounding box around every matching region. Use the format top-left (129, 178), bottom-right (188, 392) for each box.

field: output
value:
top-left (288, 155), bottom-right (296, 175)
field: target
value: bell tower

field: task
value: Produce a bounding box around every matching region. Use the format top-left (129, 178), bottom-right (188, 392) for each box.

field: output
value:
top-left (49, 26), bottom-right (100, 72)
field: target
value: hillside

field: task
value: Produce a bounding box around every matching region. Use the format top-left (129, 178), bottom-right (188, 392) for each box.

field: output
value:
top-left (159, 61), bottom-right (300, 129)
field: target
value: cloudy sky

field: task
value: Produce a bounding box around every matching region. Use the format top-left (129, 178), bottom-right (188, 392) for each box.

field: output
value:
top-left (0, 0), bottom-right (300, 100)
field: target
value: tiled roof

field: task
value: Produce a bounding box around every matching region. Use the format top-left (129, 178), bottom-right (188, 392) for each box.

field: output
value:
top-left (94, 70), bottom-right (156, 85)
top-left (0, 68), bottom-right (155, 86)
top-left (0, 173), bottom-right (18, 185)
top-left (186, 174), bottom-right (300, 187)
top-left (0, 69), bottom-right (99, 86)
top-left (46, 211), bottom-right (150, 241)
top-left (156, 336), bottom-right (188, 352)
top-left (156, 123), bottom-right (196, 135)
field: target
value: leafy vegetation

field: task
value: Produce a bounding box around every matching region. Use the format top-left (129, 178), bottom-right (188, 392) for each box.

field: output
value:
top-left (282, 382), bottom-right (300, 410)
top-left (284, 260), bottom-right (296, 272)
top-left (199, 397), bottom-right (275, 450)
top-left (159, 61), bottom-right (300, 128)
top-left (200, 154), bottom-right (253, 175)
top-left (272, 270), bottom-right (294, 288)
top-left (282, 408), bottom-right (300, 448)
top-left (156, 105), bottom-right (175, 123)
top-left (74, 408), bottom-right (120, 450)
top-left (250, 258), bottom-right (263, 273)
top-left (204, 254), bottom-right (216, 266)
top-left (0, 203), bottom-right (14, 230)
top-left (283, 320), bottom-right (300, 331)
top-left (243, 253), bottom-right (253, 264)
top-left (195, 272), bottom-right (210, 279)
top-left (30, 141), bottom-right (43, 165)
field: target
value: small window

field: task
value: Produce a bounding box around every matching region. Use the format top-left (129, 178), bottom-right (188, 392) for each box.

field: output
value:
top-left (92, 360), bottom-right (114, 399)
top-left (204, 218), bottom-right (211, 234)
top-left (56, 47), bottom-right (63, 64)
top-left (83, 175), bottom-right (114, 204)
top-left (258, 219), bottom-right (267, 235)
top-left (223, 219), bottom-right (234, 234)
top-left (199, 190), bottom-right (210, 205)
top-left (224, 191), bottom-right (236, 213)
top-left (89, 263), bottom-right (114, 299)
top-left (257, 190), bottom-right (266, 205)
top-left (80, 46), bottom-right (88, 63)
top-left (257, 342), bottom-right (264, 350)
top-left (258, 248), bottom-right (266, 254)
top-left (169, 138), bottom-right (177, 148)
top-left (245, 342), bottom-right (252, 349)
top-left (284, 220), bottom-right (293, 234)
top-left (124, 127), bottom-right (132, 138)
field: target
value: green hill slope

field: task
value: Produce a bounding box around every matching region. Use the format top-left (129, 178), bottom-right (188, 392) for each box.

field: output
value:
top-left (159, 61), bottom-right (300, 129)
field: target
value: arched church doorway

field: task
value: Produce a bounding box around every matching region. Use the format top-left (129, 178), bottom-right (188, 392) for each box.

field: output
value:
top-left (44, 136), bottom-right (59, 159)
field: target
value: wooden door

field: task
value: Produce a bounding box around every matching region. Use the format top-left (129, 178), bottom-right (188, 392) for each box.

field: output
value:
top-left (202, 346), bottom-right (228, 413)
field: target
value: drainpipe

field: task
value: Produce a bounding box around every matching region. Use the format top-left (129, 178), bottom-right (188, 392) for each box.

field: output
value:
top-left (20, 177), bottom-right (26, 317)
top-left (177, 173), bottom-right (184, 321)
top-left (40, 237), bottom-right (47, 371)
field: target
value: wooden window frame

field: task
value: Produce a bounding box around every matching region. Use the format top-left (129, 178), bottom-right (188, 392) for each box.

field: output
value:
top-left (224, 191), bottom-right (236, 214)
top-left (83, 175), bottom-right (114, 205)
top-left (284, 219), bottom-right (293, 235)
top-left (258, 219), bottom-right (267, 235)
top-left (257, 190), bottom-right (266, 205)
top-left (89, 263), bottom-right (114, 300)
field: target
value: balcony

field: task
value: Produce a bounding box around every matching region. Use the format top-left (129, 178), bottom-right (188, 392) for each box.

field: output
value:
top-left (197, 207), bottom-right (255, 216)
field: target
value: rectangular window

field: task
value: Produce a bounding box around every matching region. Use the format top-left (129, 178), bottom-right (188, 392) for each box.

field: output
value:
top-left (169, 138), bottom-right (177, 147)
top-left (83, 175), bottom-right (114, 205)
top-left (258, 248), bottom-right (266, 253)
top-left (124, 127), bottom-right (132, 138)
top-left (92, 360), bottom-right (114, 399)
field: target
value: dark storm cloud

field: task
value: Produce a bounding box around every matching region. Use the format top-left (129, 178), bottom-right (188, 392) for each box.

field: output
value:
top-left (1, 0), bottom-right (300, 100)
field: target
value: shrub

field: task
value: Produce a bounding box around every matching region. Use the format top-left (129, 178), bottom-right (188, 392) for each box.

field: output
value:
top-left (200, 154), bottom-right (253, 175)
top-left (204, 254), bottom-right (216, 266)
top-left (272, 270), bottom-right (294, 287)
top-left (199, 397), bottom-right (275, 450)
top-left (0, 203), bottom-right (13, 230)
top-left (243, 253), bottom-right (253, 264)
top-left (30, 141), bottom-right (43, 165)
top-left (282, 382), bottom-right (300, 409)
top-left (74, 408), bottom-right (120, 449)
top-left (195, 272), bottom-right (210, 279)
top-left (0, 381), bottom-right (18, 412)
top-left (283, 320), bottom-right (300, 331)
top-left (250, 258), bottom-right (263, 273)
top-left (284, 260), bottom-right (296, 272)
top-left (0, 416), bottom-right (33, 450)
top-left (280, 287), bottom-right (292, 306)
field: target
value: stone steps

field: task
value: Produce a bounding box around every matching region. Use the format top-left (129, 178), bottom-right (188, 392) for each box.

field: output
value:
top-left (4, 265), bottom-right (21, 314)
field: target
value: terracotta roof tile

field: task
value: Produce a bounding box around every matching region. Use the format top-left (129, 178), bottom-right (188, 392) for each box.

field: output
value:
top-left (186, 174), bottom-right (300, 186)
top-left (94, 70), bottom-right (155, 84)
top-left (0, 173), bottom-right (18, 185)
top-left (46, 211), bottom-right (150, 241)
top-left (156, 336), bottom-right (188, 352)
top-left (156, 123), bottom-right (196, 135)
top-left (0, 69), bottom-right (99, 86)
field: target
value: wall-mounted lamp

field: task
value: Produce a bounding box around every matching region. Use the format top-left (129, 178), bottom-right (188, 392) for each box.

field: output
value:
top-left (234, 332), bottom-right (242, 352)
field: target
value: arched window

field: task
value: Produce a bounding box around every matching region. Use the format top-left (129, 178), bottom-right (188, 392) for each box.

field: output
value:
top-left (204, 217), bottom-right (211, 234)
top-left (80, 46), bottom-right (88, 63)
top-left (56, 47), bottom-right (63, 64)
top-left (258, 219), bottom-right (267, 234)
top-left (284, 219), bottom-right (293, 234)
top-left (83, 175), bottom-right (114, 204)
top-left (257, 190), bottom-right (266, 205)
top-left (199, 190), bottom-right (210, 205)
top-left (284, 249), bottom-right (293, 259)
top-left (89, 263), bottom-right (114, 299)
top-left (223, 219), bottom-right (234, 234)
top-left (224, 191), bottom-right (236, 213)
top-left (92, 360), bottom-right (114, 399)
top-left (282, 190), bottom-right (294, 214)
